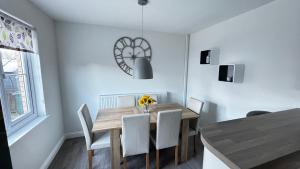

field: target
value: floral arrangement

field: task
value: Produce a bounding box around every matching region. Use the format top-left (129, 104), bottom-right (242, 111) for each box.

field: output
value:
top-left (138, 95), bottom-right (156, 113)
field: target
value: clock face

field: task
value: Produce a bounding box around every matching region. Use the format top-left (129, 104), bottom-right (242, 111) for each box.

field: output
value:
top-left (113, 37), bottom-right (152, 76)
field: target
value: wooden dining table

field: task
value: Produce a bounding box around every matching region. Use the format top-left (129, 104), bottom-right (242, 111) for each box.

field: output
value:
top-left (92, 103), bottom-right (198, 169)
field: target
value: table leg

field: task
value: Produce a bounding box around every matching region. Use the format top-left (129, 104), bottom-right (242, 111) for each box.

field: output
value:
top-left (181, 119), bottom-right (189, 163)
top-left (110, 129), bottom-right (121, 169)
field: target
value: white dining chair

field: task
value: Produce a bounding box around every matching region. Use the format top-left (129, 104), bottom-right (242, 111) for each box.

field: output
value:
top-left (151, 109), bottom-right (182, 169)
top-left (121, 114), bottom-right (150, 169)
top-left (77, 104), bottom-right (110, 169)
top-left (117, 95), bottom-right (136, 108)
top-left (187, 97), bottom-right (204, 154)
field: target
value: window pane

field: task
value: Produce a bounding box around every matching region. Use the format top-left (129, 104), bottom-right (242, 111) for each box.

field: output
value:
top-left (2, 49), bottom-right (26, 74)
top-left (3, 75), bottom-right (31, 121)
top-left (1, 50), bottom-right (32, 122)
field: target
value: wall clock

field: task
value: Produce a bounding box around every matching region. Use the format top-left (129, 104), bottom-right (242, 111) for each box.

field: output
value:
top-left (113, 36), bottom-right (152, 76)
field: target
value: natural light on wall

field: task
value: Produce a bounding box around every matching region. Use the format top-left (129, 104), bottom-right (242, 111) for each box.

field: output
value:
top-left (0, 10), bottom-right (45, 136)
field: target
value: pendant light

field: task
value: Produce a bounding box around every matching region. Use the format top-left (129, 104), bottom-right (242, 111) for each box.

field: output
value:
top-left (133, 0), bottom-right (153, 79)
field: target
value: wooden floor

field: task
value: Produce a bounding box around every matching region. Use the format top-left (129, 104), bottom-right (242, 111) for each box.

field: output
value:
top-left (48, 136), bottom-right (204, 169)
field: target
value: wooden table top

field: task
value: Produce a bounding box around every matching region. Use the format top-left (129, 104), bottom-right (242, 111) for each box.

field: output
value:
top-left (92, 103), bottom-right (198, 133)
top-left (253, 150), bottom-right (300, 169)
top-left (201, 108), bottom-right (300, 169)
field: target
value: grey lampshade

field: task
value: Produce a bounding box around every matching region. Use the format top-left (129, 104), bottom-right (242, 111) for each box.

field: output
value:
top-left (133, 58), bottom-right (153, 79)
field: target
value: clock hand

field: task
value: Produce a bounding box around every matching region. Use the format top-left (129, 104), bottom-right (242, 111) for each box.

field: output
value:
top-left (135, 51), bottom-right (142, 57)
top-left (129, 52), bottom-right (136, 60)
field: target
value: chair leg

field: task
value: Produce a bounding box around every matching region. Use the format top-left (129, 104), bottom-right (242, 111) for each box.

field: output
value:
top-left (146, 153), bottom-right (149, 169)
top-left (175, 145), bottom-right (179, 166)
top-left (123, 157), bottom-right (127, 169)
top-left (193, 135), bottom-right (196, 156)
top-left (88, 150), bottom-right (93, 169)
top-left (156, 150), bottom-right (160, 169)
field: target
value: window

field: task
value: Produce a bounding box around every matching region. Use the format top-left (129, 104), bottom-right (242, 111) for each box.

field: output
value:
top-left (0, 49), bottom-right (37, 135)
top-left (0, 10), bottom-right (42, 135)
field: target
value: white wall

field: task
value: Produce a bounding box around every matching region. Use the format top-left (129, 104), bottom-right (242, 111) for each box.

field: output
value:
top-left (55, 22), bottom-right (186, 133)
top-left (0, 0), bottom-right (64, 169)
top-left (187, 0), bottom-right (300, 125)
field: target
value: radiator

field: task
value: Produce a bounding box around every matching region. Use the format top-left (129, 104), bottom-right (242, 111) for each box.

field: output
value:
top-left (98, 92), bottom-right (166, 110)
top-left (99, 95), bottom-right (118, 110)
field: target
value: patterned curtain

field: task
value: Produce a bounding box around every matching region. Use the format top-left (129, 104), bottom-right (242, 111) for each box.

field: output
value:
top-left (0, 12), bottom-right (34, 53)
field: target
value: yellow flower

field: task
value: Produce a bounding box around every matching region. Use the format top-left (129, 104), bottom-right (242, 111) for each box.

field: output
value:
top-left (144, 95), bottom-right (150, 98)
top-left (139, 99), bottom-right (145, 106)
top-left (143, 98), bottom-right (148, 103)
top-left (139, 95), bottom-right (157, 106)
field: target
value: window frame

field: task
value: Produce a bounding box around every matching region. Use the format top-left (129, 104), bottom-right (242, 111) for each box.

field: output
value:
top-left (0, 50), bottom-right (38, 135)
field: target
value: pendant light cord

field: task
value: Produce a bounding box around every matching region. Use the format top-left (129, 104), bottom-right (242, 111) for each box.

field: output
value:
top-left (142, 5), bottom-right (144, 38)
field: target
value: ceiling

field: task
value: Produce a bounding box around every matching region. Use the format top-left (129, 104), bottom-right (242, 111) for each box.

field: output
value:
top-left (29, 0), bottom-right (274, 34)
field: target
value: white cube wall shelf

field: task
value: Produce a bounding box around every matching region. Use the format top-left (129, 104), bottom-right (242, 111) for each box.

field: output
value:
top-left (218, 64), bottom-right (244, 83)
top-left (200, 49), bottom-right (219, 65)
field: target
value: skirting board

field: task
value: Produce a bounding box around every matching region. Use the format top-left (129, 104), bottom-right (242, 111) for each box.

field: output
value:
top-left (39, 131), bottom-right (84, 169)
top-left (64, 131), bottom-right (84, 139)
top-left (40, 136), bottom-right (65, 169)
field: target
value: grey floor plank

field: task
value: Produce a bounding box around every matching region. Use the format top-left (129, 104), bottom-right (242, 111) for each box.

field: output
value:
top-left (48, 137), bottom-right (203, 169)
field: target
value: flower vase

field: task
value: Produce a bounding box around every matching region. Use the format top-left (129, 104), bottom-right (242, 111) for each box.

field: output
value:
top-left (144, 104), bottom-right (150, 113)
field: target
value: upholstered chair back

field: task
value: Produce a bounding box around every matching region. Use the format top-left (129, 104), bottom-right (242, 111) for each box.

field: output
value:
top-left (121, 114), bottom-right (150, 157)
top-left (156, 109), bottom-right (182, 149)
top-left (187, 97), bottom-right (204, 114)
top-left (78, 104), bottom-right (93, 150)
top-left (187, 97), bottom-right (204, 134)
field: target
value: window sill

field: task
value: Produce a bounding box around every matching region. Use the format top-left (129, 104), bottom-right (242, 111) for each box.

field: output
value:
top-left (8, 115), bottom-right (49, 147)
